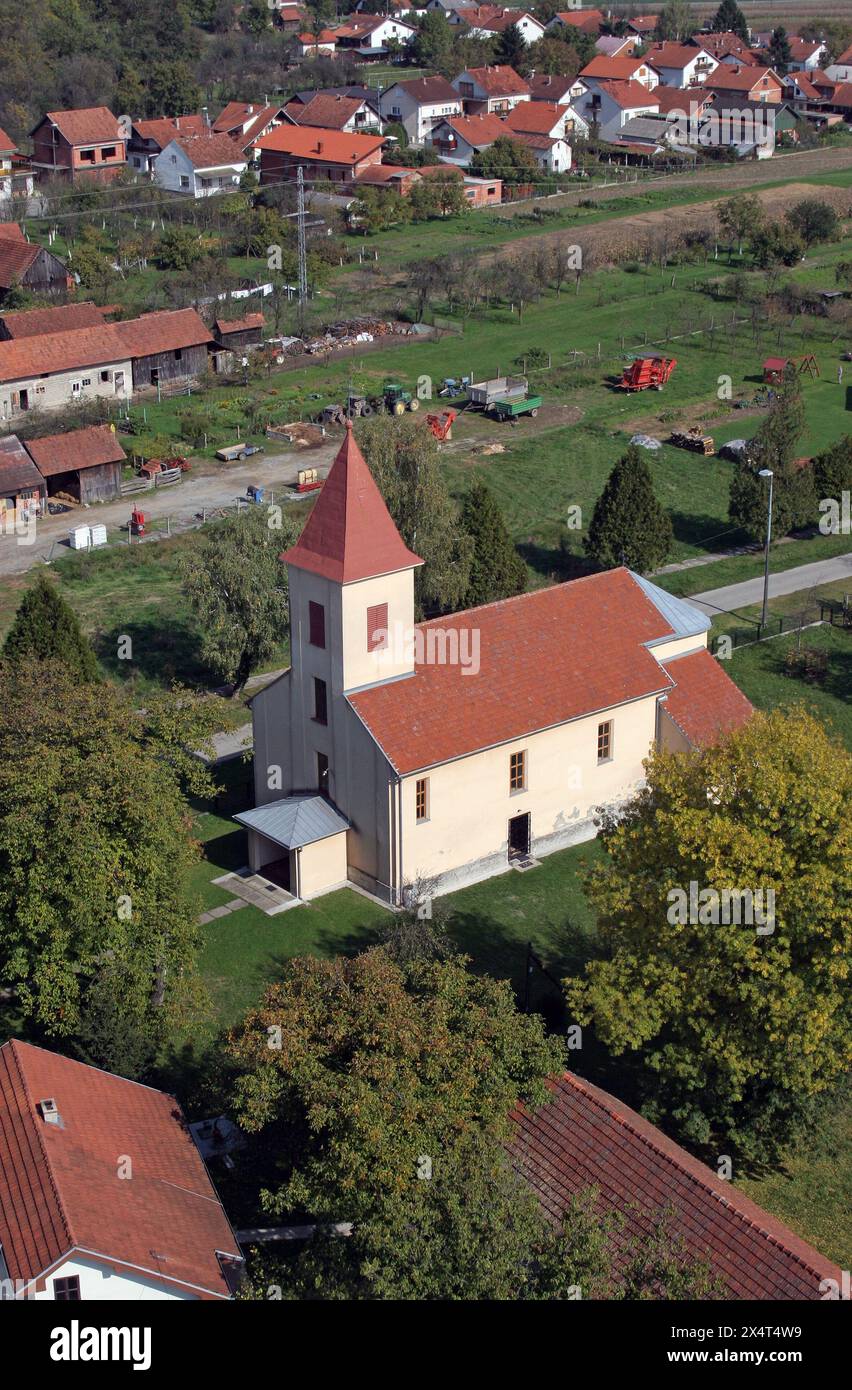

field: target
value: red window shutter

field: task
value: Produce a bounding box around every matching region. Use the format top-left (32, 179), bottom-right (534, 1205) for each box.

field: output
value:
top-left (367, 603), bottom-right (388, 651)
top-left (309, 601), bottom-right (326, 649)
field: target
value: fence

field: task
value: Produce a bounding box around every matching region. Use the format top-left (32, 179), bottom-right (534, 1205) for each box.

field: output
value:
top-left (712, 595), bottom-right (851, 656)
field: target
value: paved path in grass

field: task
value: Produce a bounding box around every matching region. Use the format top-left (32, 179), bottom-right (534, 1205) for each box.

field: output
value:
top-left (688, 551), bottom-right (852, 617)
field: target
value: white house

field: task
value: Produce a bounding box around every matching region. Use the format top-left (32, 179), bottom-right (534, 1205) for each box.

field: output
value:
top-left (0, 1040), bottom-right (243, 1301)
top-left (457, 7), bottom-right (546, 45)
top-left (642, 42), bottom-right (719, 88)
top-left (333, 15), bottom-right (417, 51)
top-left (154, 133), bottom-right (247, 197)
top-left (427, 112), bottom-right (508, 164)
top-left (528, 73), bottom-right (588, 105)
top-left (378, 76), bottom-right (462, 144)
top-left (826, 44), bottom-right (852, 84)
top-left (580, 55), bottom-right (660, 90)
top-left (513, 133), bottom-right (572, 173)
top-left (578, 80), bottom-right (661, 141)
top-left (451, 65), bottom-right (531, 114)
top-left (778, 36), bottom-right (826, 72)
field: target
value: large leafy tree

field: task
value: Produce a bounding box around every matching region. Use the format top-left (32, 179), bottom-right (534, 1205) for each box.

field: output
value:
top-left (357, 416), bottom-right (473, 616)
top-left (729, 363), bottom-right (816, 540)
top-left (460, 479), bottom-right (527, 607)
top-left (470, 135), bottom-right (540, 185)
top-left (717, 192), bottom-right (764, 255)
top-left (655, 0), bottom-right (694, 42)
top-left (710, 0), bottom-right (748, 40)
top-left (565, 708), bottom-right (852, 1164)
top-left (0, 660), bottom-right (221, 1066)
top-left (584, 446), bottom-right (673, 573)
top-left (182, 505), bottom-right (299, 690)
top-left (813, 435), bottom-right (852, 504)
top-left (229, 950), bottom-right (717, 1299)
top-left (785, 198), bottom-right (840, 249)
top-left (3, 571), bottom-right (98, 682)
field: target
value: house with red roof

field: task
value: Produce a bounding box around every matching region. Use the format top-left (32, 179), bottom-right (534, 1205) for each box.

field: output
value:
top-left (547, 9), bottom-right (604, 37)
top-left (0, 224), bottom-right (73, 305)
top-left (451, 64), bottom-right (531, 114)
top-left (24, 424), bottom-right (127, 504)
top-left (643, 41), bottom-right (719, 88)
top-left (332, 14), bottom-right (417, 52)
top-left (512, 1072), bottom-right (843, 1300)
top-left (128, 114), bottom-right (208, 175)
top-left (826, 43), bottom-right (852, 84)
top-left (707, 64), bottom-right (784, 104)
top-left (257, 124), bottom-right (386, 187)
top-left (284, 92), bottom-right (381, 135)
top-left (29, 107), bottom-right (126, 183)
top-left (457, 6), bottom-right (545, 45)
top-left (378, 76), bottom-right (463, 145)
top-left (0, 126), bottom-right (33, 204)
top-left (296, 29), bottom-right (338, 56)
top-left (242, 425), bottom-right (752, 903)
top-left (0, 1040), bottom-right (243, 1300)
top-left (154, 131), bottom-right (248, 197)
top-left (580, 54), bottom-right (661, 90)
top-left (212, 102), bottom-right (291, 158)
top-left (577, 80), bottom-right (661, 141)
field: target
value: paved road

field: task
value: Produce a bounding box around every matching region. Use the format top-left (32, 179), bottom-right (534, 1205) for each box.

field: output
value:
top-left (688, 551), bottom-right (852, 617)
top-left (0, 439), bottom-right (340, 578)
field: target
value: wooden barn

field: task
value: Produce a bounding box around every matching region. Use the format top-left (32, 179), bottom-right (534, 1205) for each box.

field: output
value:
top-left (214, 312), bottom-right (265, 351)
top-left (24, 424), bottom-right (126, 504)
top-left (0, 223), bottom-right (73, 304)
top-left (116, 308), bottom-right (213, 389)
top-left (0, 433), bottom-right (46, 525)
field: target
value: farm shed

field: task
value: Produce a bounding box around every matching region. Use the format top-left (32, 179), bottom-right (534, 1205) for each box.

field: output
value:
top-left (0, 223), bottom-right (73, 303)
top-left (0, 300), bottom-right (107, 340)
top-left (115, 308), bottom-right (213, 389)
top-left (0, 433), bottom-right (46, 524)
top-left (25, 424), bottom-right (126, 504)
top-left (214, 312), bottom-right (265, 351)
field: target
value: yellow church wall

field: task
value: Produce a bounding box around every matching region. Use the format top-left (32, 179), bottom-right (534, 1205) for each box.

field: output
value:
top-left (649, 633), bottom-right (708, 663)
top-left (295, 832), bottom-right (349, 898)
top-left (341, 569), bottom-right (417, 691)
top-left (399, 693), bottom-right (660, 893)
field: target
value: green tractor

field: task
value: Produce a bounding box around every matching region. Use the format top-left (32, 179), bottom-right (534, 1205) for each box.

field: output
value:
top-left (379, 382), bottom-right (419, 416)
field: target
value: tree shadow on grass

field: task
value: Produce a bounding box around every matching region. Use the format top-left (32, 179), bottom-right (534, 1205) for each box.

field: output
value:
top-left (518, 539), bottom-right (597, 583)
top-left (668, 510), bottom-right (752, 555)
top-left (93, 617), bottom-right (213, 688)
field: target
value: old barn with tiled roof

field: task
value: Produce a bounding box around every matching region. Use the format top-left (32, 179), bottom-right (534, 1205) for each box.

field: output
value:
top-left (247, 426), bottom-right (752, 904)
top-left (512, 1073), bottom-right (842, 1300)
top-left (24, 424), bottom-right (127, 503)
top-left (0, 1040), bottom-right (243, 1300)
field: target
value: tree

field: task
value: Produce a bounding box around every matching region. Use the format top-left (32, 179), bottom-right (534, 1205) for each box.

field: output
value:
top-left (748, 222), bottom-right (804, 270)
top-left (410, 9), bottom-right (455, 72)
top-left (524, 36), bottom-right (586, 77)
top-left (584, 447), bottom-right (673, 573)
top-left (155, 223), bottom-right (205, 269)
top-left (228, 949), bottom-right (717, 1298)
top-left (655, 0), bottom-right (694, 42)
top-left (710, 0), bottom-right (748, 40)
top-left (145, 59), bottom-right (202, 118)
top-left (812, 435), bottom-right (852, 505)
top-left (3, 572), bottom-right (98, 681)
top-left (409, 169), bottom-right (469, 221)
top-left (182, 505), bottom-right (298, 691)
top-left (470, 135), bottom-right (540, 185)
top-left (496, 22), bottom-right (527, 69)
top-left (785, 198), bottom-right (840, 249)
top-left (729, 364), bottom-right (815, 540)
top-left (565, 708), bottom-right (852, 1164)
top-left (356, 416), bottom-right (474, 616)
top-left (717, 192), bottom-right (764, 255)
top-left (767, 26), bottom-right (792, 75)
top-left (461, 480), bottom-right (527, 607)
top-left (0, 660), bottom-right (220, 1061)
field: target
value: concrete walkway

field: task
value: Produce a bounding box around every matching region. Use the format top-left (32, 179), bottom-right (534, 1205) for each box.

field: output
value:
top-left (688, 551), bottom-right (852, 618)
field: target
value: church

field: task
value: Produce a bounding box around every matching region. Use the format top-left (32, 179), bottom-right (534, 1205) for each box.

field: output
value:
top-left (239, 424), bottom-right (754, 905)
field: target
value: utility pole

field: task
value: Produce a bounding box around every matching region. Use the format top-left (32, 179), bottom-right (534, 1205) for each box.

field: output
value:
top-left (297, 166), bottom-right (308, 336)
top-left (759, 469), bottom-right (774, 629)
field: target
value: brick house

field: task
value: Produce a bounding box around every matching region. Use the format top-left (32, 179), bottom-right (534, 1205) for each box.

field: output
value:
top-left (29, 108), bottom-right (126, 183)
top-left (257, 125), bottom-right (386, 187)
top-left (707, 64), bottom-right (785, 104)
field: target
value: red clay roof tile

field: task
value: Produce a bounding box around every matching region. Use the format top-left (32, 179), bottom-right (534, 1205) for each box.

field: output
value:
top-left (0, 301), bottom-right (106, 339)
top-left (24, 424), bottom-right (126, 478)
top-left (660, 647), bottom-right (753, 747)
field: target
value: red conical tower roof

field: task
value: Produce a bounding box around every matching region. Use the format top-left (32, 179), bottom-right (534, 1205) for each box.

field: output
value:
top-left (281, 422), bottom-right (424, 583)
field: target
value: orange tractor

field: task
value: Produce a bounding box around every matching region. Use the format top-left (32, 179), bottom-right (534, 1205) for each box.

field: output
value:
top-left (619, 355), bottom-right (677, 391)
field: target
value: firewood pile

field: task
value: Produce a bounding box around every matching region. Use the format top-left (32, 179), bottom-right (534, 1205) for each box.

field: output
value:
top-left (301, 318), bottom-right (411, 355)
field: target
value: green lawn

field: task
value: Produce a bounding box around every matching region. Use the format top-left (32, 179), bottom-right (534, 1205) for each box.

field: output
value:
top-left (726, 624), bottom-right (852, 751)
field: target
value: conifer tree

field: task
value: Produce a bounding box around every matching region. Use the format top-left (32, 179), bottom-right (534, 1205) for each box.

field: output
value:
top-left (584, 447), bottom-right (673, 573)
top-left (729, 364), bottom-right (816, 540)
top-left (461, 481), bottom-right (527, 607)
top-left (3, 571), bottom-right (99, 681)
top-left (710, 0), bottom-right (748, 41)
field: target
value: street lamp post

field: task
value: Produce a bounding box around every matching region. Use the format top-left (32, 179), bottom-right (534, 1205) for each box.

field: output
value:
top-left (758, 468), bottom-right (774, 630)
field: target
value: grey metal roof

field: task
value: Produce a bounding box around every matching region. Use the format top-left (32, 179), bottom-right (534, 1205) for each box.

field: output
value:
top-left (235, 795), bottom-right (350, 850)
top-left (629, 570), bottom-right (711, 641)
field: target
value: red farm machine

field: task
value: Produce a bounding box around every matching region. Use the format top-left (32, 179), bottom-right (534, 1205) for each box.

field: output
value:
top-left (425, 408), bottom-right (457, 442)
top-left (619, 355), bottom-right (677, 391)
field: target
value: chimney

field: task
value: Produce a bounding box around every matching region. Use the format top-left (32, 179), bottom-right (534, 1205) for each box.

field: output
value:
top-left (247, 104), bottom-right (254, 115)
top-left (38, 1099), bottom-right (64, 1128)
top-left (317, 140), bottom-right (323, 153)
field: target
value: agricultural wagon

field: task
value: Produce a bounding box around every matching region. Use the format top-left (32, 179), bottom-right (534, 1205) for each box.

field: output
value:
top-left (619, 356), bottom-right (676, 391)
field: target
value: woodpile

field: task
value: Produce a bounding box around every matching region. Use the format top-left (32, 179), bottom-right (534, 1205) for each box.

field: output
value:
top-left (670, 428), bottom-right (714, 455)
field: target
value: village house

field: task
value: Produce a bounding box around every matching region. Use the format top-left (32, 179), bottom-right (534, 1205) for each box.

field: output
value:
top-left (826, 44), bottom-right (852, 84)
top-left (154, 132), bottom-right (248, 197)
top-left (284, 92), bottom-right (381, 134)
top-left (0, 126), bottom-right (33, 204)
top-left (512, 1071), bottom-right (843, 1300)
top-left (692, 30), bottom-right (755, 65)
top-left (0, 322), bottom-right (132, 421)
top-left (378, 77), bottom-right (463, 145)
top-left (0, 300), bottom-right (107, 340)
top-left (626, 14), bottom-right (658, 38)
top-left (783, 70), bottom-right (826, 106)
top-left (257, 125), bottom-right (386, 187)
top-left (455, 7), bottom-right (546, 45)
top-left (595, 34), bottom-right (638, 58)
top-left (579, 80), bottom-right (661, 141)
top-left (0, 1040), bottom-right (243, 1300)
top-left (353, 163), bottom-right (424, 195)
top-left (416, 165), bottom-right (503, 206)
top-left (707, 64), bottom-right (784, 104)
top-left (504, 99), bottom-right (580, 142)
top-left (0, 223), bottom-right (72, 305)
top-left (527, 73), bottom-right (588, 106)
top-left (243, 426), bottom-right (753, 904)
top-left (29, 107), bottom-right (126, 184)
top-left (642, 42), bottom-right (719, 88)
top-left (272, 1), bottom-right (309, 29)
top-left (24, 424), bottom-right (127, 505)
top-left (0, 433), bottom-right (46, 527)
top-left (127, 115), bottom-right (208, 175)
top-left (211, 103), bottom-right (290, 160)
top-left (332, 14), bottom-right (417, 54)
top-left (296, 30), bottom-right (338, 56)
top-left (753, 33), bottom-right (825, 72)
top-left (116, 308), bottom-right (212, 389)
top-left (427, 112), bottom-right (513, 164)
top-left (547, 9), bottom-right (604, 37)
top-left (580, 55), bottom-right (661, 90)
top-left (452, 65), bottom-right (531, 114)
